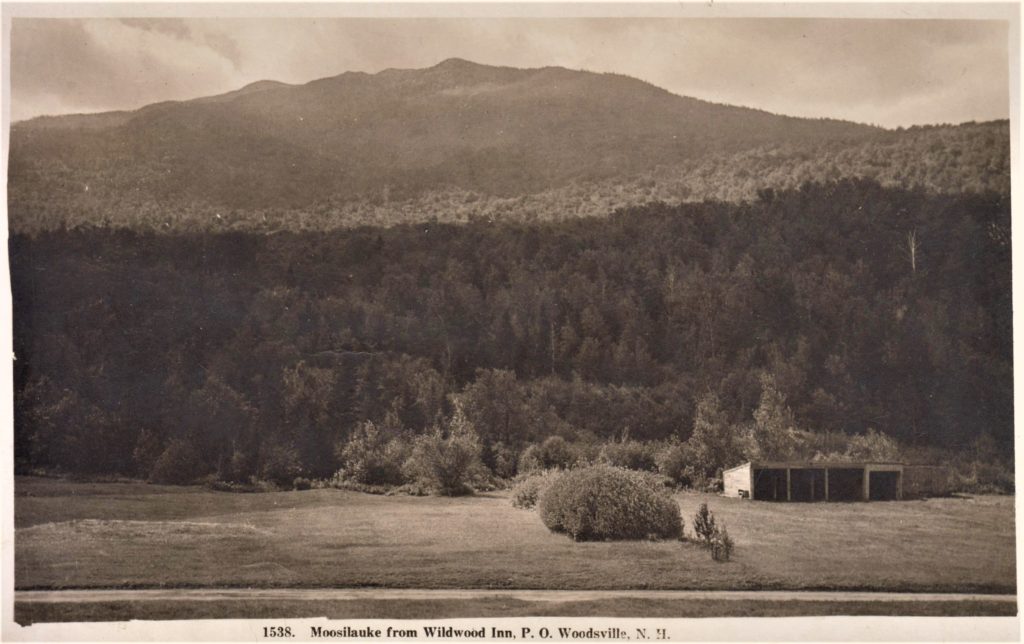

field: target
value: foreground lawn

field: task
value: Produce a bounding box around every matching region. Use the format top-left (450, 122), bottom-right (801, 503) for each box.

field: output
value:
top-left (15, 476), bottom-right (1015, 593)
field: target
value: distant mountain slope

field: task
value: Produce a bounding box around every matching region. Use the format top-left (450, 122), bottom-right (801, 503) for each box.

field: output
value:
top-left (8, 59), bottom-right (1008, 233)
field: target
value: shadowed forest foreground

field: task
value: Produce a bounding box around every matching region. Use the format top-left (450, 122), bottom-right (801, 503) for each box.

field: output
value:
top-left (11, 180), bottom-right (1012, 492)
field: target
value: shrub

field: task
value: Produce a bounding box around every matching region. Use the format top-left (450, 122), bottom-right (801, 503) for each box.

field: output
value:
top-left (148, 438), bottom-right (210, 485)
top-left (954, 459), bottom-right (1014, 494)
top-left (571, 441), bottom-right (602, 467)
top-left (599, 440), bottom-right (659, 472)
top-left (688, 391), bottom-right (747, 481)
top-left (845, 428), bottom-right (901, 461)
top-left (692, 503), bottom-right (717, 546)
top-left (518, 445), bottom-right (543, 473)
top-left (258, 443), bottom-right (303, 486)
top-left (327, 479), bottom-right (393, 495)
top-left (385, 479), bottom-right (432, 495)
top-left (519, 436), bottom-right (576, 473)
top-left (488, 442), bottom-right (520, 479)
top-left (710, 523), bottom-right (735, 562)
top-left (538, 464), bottom-right (683, 541)
top-left (338, 421), bottom-right (409, 486)
top-left (132, 429), bottom-right (164, 478)
top-left (701, 477), bottom-right (724, 493)
top-left (511, 469), bottom-right (563, 509)
top-left (221, 448), bottom-right (257, 483)
top-left (386, 481), bottom-right (431, 497)
top-left (404, 410), bottom-right (486, 496)
top-left (292, 476), bottom-right (312, 490)
top-left (250, 478), bottom-right (283, 493)
top-left (655, 441), bottom-right (693, 486)
top-left (974, 460), bottom-right (1015, 493)
top-left (691, 503), bottom-right (735, 561)
top-left (209, 480), bottom-right (232, 492)
top-left (208, 480), bottom-right (260, 493)
top-left (471, 473), bottom-right (503, 492)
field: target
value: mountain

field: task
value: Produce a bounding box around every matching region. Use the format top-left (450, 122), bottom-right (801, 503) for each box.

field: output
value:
top-left (9, 61), bottom-right (871, 203)
top-left (7, 59), bottom-right (1007, 233)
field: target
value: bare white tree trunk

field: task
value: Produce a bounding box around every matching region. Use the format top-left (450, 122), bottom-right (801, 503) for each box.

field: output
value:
top-left (907, 230), bottom-right (918, 273)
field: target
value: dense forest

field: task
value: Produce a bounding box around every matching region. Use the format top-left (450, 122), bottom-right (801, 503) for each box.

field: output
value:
top-left (8, 120), bottom-right (1008, 234)
top-left (11, 180), bottom-right (1012, 489)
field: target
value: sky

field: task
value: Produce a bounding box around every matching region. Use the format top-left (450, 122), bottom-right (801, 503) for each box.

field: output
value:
top-left (8, 17), bottom-right (1011, 128)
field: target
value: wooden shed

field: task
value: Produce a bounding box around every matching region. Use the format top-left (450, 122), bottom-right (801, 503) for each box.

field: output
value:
top-left (722, 461), bottom-right (904, 501)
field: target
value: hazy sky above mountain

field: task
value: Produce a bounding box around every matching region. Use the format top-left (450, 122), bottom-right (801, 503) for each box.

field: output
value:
top-left (9, 17), bottom-right (1010, 127)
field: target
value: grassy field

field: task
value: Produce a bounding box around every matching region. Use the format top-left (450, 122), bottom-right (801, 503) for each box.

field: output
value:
top-left (15, 475), bottom-right (1015, 595)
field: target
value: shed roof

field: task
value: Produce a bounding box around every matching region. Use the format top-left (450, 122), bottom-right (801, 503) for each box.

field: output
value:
top-left (724, 460), bottom-right (905, 473)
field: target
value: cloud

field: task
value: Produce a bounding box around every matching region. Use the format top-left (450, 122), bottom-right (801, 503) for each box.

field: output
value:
top-left (9, 17), bottom-right (1010, 127)
top-left (117, 18), bottom-right (191, 40)
top-left (11, 18), bottom-right (237, 120)
top-left (576, 19), bottom-right (1008, 126)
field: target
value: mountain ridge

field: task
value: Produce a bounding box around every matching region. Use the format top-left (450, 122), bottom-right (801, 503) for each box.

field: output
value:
top-left (14, 58), bottom-right (881, 131)
top-left (8, 59), bottom-right (1008, 233)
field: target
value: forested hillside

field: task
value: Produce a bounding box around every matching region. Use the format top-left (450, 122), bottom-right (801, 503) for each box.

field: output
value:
top-left (9, 59), bottom-right (876, 214)
top-left (8, 59), bottom-right (1013, 491)
top-left (17, 59), bottom-right (1009, 234)
top-left (9, 115), bottom-right (1007, 233)
top-left (12, 181), bottom-right (1012, 484)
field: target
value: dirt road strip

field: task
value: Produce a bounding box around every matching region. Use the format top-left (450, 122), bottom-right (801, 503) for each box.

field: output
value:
top-left (15, 589), bottom-right (1018, 604)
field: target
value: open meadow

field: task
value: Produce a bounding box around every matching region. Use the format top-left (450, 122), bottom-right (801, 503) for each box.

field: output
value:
top-left (16, 476), bottom-right (1015, 596)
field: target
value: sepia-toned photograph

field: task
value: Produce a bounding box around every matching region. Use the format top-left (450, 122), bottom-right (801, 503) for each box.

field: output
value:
top-left (2, 3), bottom-right (1018, 638)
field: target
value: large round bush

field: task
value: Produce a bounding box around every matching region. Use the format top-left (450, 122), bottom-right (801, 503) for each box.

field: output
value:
top-left (538, 465), bottom-right (682, 541)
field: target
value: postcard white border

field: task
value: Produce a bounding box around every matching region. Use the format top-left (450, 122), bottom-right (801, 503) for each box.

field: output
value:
top-left (0, 3), bottom-right (1019, 642)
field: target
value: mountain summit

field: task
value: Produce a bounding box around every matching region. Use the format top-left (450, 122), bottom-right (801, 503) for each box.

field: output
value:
top-left (10, 59), bottom-right (880, 212)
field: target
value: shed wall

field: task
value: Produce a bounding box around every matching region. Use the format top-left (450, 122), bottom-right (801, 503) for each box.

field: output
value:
top-left (723, 464), bottom-right (751, 498)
